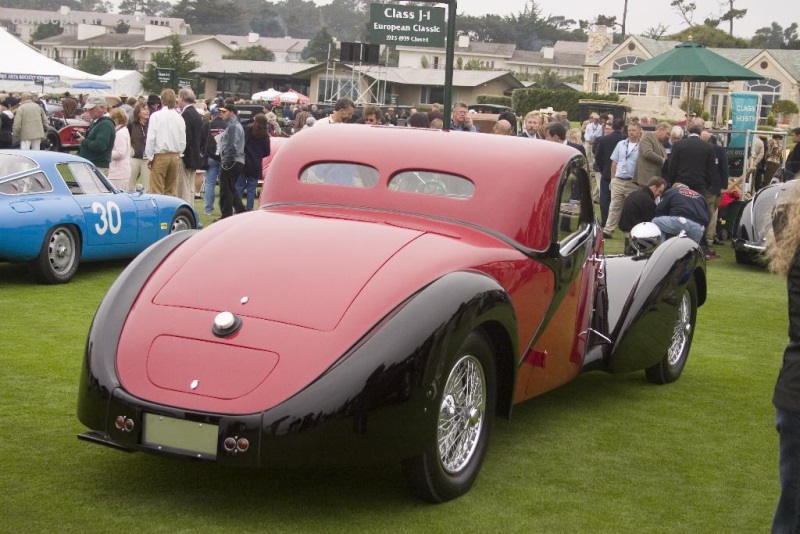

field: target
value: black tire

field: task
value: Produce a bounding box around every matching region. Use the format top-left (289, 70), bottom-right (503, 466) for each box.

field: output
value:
top-left (645, 278), bottom-right (697, 384)
top-left (735, 248), bottom-right (753, 264)
top-left (29, 225), bottom-right (80, 284)
top-left (402, 330), bottom-right (496, 502)
top-left (43, 128), bottom-right (61, 152)
top-left (169, 207), bottom-right (195, 233)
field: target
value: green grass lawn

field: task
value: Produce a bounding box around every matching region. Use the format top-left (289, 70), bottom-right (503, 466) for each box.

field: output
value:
top-left (0, 225), bottom-right (786, 533)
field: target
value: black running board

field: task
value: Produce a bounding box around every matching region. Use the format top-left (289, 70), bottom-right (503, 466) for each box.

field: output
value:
top-left (77, 431), bottom-right (135, 453)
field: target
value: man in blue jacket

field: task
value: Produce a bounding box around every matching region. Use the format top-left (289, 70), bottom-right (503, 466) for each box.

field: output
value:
top-left (652, 182), bottom-right (709, 245)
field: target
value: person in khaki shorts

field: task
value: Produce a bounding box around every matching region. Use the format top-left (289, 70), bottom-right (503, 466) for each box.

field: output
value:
top-left (144, 89), bottom-right (185, 196)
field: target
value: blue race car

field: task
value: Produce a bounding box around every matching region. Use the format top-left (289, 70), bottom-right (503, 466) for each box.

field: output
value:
top-left (0, 150), bottom-right (198, 284)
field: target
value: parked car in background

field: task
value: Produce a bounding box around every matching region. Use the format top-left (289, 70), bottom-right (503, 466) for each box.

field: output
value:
top-left (0, 151), bottom-right (197, 283)
top-left (77, 126), bottom-right (706, 502)
top-left (732, 178), bottom-right (800, 264)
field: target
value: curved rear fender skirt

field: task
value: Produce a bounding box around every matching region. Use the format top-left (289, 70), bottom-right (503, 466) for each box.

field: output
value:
top-left (605, 238), bottom-right (705, 374)
top-left (86, 271), bottom-right (518, 467)
top-left (252, 270), bottom-right (518, 466)
top-left (77, 230), bottom-right (198, 432)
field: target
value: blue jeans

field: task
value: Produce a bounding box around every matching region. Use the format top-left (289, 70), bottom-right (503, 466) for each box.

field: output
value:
top-left (774, 408), bottom-right (800, 533)
top-left (236, 173), bottom-right (258, 211)
top-left (600, 178), bottom-right (611, 227)
top-left (651, 216), bottom-right (705, 244)
top-left (204, 157), bottom-right (220, 215)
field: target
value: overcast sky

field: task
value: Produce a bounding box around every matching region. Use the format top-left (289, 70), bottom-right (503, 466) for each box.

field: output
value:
top-left (327, 0), bottom-right (798, 39)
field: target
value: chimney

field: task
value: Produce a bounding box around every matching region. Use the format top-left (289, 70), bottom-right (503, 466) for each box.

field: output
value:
top-left (59, 6), bottom-right (71, 15)
top-left (77, 23), bottom-right (106, 40)
top-left (542, 47), bottom-right (554, 60)
top-left (586, 25), bottom-right (613, 61)
top-left (144, 23), bottom-right (173, 42)
top-left (457, 34), bottom-right (469, 48)
top-left (248, 32), bottom-right (259, 44)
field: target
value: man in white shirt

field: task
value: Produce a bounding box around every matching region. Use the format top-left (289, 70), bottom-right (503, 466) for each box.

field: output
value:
top-left (603, 122), bottom-right (642, 238)
top-left (144, 89), bottom-right (186, 196)
top-left (316, 97), bottom-right (355, 126)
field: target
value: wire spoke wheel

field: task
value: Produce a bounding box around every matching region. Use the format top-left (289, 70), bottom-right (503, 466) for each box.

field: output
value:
top-left (438, 355), bottom-right (486, 474)
top-left (667, 292), bottom-right (691, 366)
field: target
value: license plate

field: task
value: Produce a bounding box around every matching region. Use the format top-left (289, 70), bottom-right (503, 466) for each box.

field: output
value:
top-left (142, 413), bottom-right (218, 459)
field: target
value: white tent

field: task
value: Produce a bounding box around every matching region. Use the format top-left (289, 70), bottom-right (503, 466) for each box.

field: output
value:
top-left (97, 70), bottom-right (145, 97)
top-left (0, 27), bottom-right (103, 93)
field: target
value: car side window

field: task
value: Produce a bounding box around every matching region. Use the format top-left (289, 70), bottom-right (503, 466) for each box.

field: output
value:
top-left (389, 171), bottom-right (475, 198)
top-left (300, 163), bottom-right (379, 188)
top-left (57, 163), bottom-right (112, 195)
top-left (0, 172), bottom-right (52, 195)
top-left (556, 163), bottom-right (592, 246)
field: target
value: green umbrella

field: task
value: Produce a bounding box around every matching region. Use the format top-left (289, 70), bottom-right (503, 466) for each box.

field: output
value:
top-left (608, 40), bottom-right (761, 82)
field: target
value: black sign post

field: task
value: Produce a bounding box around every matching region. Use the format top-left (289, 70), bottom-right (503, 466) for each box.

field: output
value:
top-left (368, 1), bottom-right (456, 130)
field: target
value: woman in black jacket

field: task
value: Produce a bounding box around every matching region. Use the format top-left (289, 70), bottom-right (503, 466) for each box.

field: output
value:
top-left (237, 113), bottom-right (271, 211)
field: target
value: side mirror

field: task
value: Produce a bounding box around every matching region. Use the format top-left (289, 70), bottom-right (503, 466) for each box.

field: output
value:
top-left (630, 222), bottom-right (662, 255)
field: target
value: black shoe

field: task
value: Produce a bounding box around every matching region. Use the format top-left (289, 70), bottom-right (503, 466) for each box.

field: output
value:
top-left (603, 231), bottom-right (614, 239)
top-left (712, 237), bottom-right (722, 245)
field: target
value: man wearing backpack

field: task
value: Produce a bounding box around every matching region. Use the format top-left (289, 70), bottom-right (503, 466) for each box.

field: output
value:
top-left (76, 96), bottom-right (116, 174)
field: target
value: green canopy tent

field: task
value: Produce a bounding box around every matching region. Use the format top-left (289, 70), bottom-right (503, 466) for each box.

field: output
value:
top-left (608, 40), bottom-right (761, 114)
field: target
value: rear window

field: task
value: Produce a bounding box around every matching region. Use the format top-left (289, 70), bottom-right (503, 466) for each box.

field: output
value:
top-left (388, 171), bottom-right (474, 198)
top-left (300, 163), bottom-right (379, 188)
top-left (0, 172), bottom-right (52, 195)
top-left (0, 154), bottom-right (37, 178)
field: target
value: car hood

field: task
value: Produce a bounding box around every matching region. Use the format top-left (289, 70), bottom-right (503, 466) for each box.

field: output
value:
top-left (115, 209), bottom-right (517, 414)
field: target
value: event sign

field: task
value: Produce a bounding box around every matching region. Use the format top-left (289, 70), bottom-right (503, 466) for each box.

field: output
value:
top-left (729, 92), bottom-right (760, 148)
top-left (0, 73), bottom-right (59, 84)
top-left (155, 67), bottom-right (174, 87)
top-left (177, 78), bottom-right (193, 89)
top-left (368, 3), bottom-right (446, 47)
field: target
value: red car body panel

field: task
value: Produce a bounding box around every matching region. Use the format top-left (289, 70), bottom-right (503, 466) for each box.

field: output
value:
top-left (112, 127), bottom-right (592, 414)
top-left (116, 206), bottom-right (551, 414)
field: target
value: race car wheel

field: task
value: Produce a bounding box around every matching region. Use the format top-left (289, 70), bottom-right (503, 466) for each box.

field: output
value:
top-left (169, 207), bottom-right (195, 233)
top-left (645, 277), bottom-right (697, 384)
top-left (43, 129), bottom-right (61, 152)
top-left (402, 330), bottom-right (496, 502)
top-left (735, 249), bottom-right (753, 265)
top-left (30, 225), bottom-right (80, 284)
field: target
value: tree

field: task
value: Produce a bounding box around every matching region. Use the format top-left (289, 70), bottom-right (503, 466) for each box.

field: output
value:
top-left (114, 50), bottom-right (138, 70)
top-left (719, 0), bottom-right (747, 36)
top-left (223, 45), bottom-right (276, 61)
top-left (168, 0), bottom-right (248, 35)
top-left (302, 27), bottom-right (337, 63)
top-left (141, 35), bottom-right (200, 93)
top-left (114, 19), bottom-right (130, 34)
top-left (77, 48), bottom-right (113, 75)
top-left (751, 22), bottom-right (800, 49)
top-left (271, 0), bottom-right (324, 39)
top-left (666, 25), bottom-right (750, 48)
top-left (30, 22), bottom-right (63, 44)
top-left (670, 0), bottom-right (696, 27)
top-left (772, 100), bottom-right (799, 122)
top-left (531, 66), bottom-right (563, 89)
top-left (463, 59), bottom-right (488, 70)
top-left (643, 24), bottom-right (669, 40)
top-left (320, 0), bottom-right (369, 42)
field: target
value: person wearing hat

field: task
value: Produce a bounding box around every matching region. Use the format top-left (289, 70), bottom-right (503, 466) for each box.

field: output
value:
top-left (147, 94), bottom-right (162, 115)
top-left (76, 96), bottom-right (116, 173)
top-left (144, 89), bottom-right (185, 196)
top-left (11, 93), bottom-right (48, 150)
top-left (216, 102), bottom-right (246, 218)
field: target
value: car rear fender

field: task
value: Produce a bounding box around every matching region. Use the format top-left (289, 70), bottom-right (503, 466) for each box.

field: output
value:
top-left (603, 237), bottom-right (705, 374)
top-left (253, 270), bottom-right (518, 466)
top-left (77, 229), bottom-right (199, 431)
